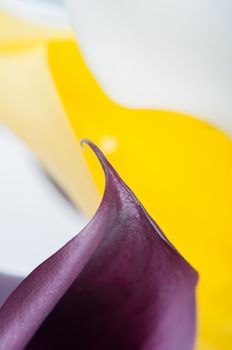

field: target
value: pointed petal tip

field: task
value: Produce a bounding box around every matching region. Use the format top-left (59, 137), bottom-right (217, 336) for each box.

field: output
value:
top-left (80, 138), bottom-right (111, 178)
top-left (0, 139), bottom-right (198, 350)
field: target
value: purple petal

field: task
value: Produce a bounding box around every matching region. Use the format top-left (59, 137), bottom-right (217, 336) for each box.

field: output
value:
top-left (0, 139), bottom-right (198, 350)
top-left (0, 273), bottom-right (23, 308)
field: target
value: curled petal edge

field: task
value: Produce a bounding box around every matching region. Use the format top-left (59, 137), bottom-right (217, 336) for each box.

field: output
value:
top-left (0, 139), bottom-right (198, 350)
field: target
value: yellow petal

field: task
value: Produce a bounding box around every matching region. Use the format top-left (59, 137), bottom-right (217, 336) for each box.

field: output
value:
top-left (49, 40), bottom-right (232, 349)
top-left (0, 13), bottom-right (99, 216)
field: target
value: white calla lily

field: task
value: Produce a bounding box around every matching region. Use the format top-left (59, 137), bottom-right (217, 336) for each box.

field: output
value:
top-left (65, 0), bottom-right (232, 136)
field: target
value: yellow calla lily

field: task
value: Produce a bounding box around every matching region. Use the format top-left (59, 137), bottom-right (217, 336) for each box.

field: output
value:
top-left (0, 11), bottom-right (231, 350)
top-left (0, 12), bottom-right (99, 216)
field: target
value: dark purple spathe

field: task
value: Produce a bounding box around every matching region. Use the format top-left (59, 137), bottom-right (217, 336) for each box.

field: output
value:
top-left (0, 139), bottom-right (198, 350)
top-left (0, 274), bottom-right (22, 308)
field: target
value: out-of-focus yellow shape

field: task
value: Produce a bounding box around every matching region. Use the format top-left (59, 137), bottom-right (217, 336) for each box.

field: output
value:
top-left (0, 12), bottom-right (99, 216)
top-left (0, 12), bottom-right (232, 350)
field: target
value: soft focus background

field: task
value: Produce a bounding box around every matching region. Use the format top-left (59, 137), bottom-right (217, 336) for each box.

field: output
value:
top-left (0, 125), bottom-right (86, 276)
top-left (0, 1), bottom-right (232, 349)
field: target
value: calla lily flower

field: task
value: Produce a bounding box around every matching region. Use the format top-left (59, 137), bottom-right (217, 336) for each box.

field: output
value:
top-left (0, 3), bottom-right (231, 349)
top-left (0, 140), bottom-right (198, 350)
top-left (65, 0), bottom-right (232, 136)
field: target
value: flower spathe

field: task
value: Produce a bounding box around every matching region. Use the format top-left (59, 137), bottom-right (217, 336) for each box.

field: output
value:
top-left (0, 140), bottom-right (198, 350)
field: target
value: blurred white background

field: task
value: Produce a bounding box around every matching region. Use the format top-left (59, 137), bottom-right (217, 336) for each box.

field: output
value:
top-left (0, 125), bottom-right (87, 277)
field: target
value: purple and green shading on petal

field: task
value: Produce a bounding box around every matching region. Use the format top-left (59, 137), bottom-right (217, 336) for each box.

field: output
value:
top-left (0, 139), bottom-right (198, 350)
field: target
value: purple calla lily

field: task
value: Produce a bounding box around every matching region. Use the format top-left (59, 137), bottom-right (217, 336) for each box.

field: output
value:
top-left (0, 139), bottom-right (198, 350)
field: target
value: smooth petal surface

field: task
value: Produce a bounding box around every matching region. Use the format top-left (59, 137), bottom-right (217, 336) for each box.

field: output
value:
top-left (0, 140), bottom-right (198, 350)
top-left (0, 273), bottom-right (22, 308)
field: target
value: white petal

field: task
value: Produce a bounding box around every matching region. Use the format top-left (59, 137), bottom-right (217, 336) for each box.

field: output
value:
top-left (0, 0), bottom-right (68, 27)
top-left (65, 0), bottom-right (232, 136)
